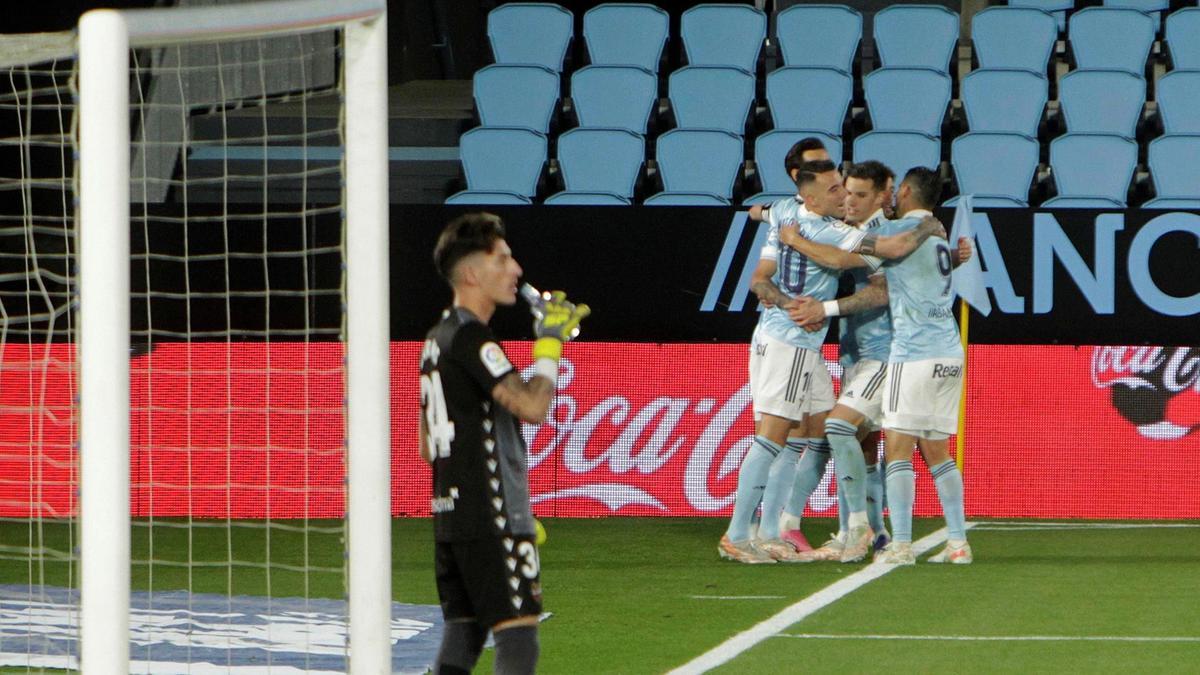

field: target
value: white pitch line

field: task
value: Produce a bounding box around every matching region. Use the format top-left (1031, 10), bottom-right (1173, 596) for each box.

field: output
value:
top-left (688, 595), bottom-right (786, 600)
top-left (972, 521), bottom-right (1200, 530)
top-left (777, 633), bottom-right (1200, 643)
top-left (667, 524), bottom-right (971, 675)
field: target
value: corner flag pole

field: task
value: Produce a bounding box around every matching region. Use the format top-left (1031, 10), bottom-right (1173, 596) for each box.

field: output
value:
top-left (956, 301), bottom-right (969, 472)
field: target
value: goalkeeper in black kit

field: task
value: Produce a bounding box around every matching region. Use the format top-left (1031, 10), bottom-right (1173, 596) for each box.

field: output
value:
top-left (420, 213), bottom-right (590, 675)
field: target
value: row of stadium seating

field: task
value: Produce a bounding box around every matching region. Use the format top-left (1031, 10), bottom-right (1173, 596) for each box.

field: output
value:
top-left (447, 126), bottom-right (1200, 208)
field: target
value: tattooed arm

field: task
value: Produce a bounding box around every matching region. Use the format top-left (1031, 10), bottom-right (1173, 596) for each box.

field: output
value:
top-left (492, 372), bottom-right (556, 424)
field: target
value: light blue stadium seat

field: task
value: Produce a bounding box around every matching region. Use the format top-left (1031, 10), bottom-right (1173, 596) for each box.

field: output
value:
top-left (583, 3), bottom-right (670, 72)
top-left (948, 132), bottom-right (1040, 207)
top-left (1140, 197), bottom-right (1200, 209)
top-left (669, 66), bottom-right (756, 136)
top-left (545, 191), bottom-right (631, 205)
top-left (1008, 0), bottom-right (1073, 32)
top-left (1069, 7), bottom-right (1155, 75)
top-left (1156, 71), bottom-right (1200, 134)
top-left (1104, 0), bottom-right (1169, 31)
top-left (556, 127), bottom-right (644, 198)
top-left (680, 4), bottom-right (767, 72)
top-left (445, 191), bottom-right (533, 205)
top-left (487, 3), bottom-right (574, 72)
top-left (852, 131), bottom-right (941, 182)
top-left (571, 65), bottom-right (658, 134)
top-left (1058, 70), bottom-right (1145, 138)
top-left (742, 192), bottom-right (797, 206)
top-left (1145, 135), bottom-right (1200, 205)
top-left (751, 130), bottom-right (842, 200)
top-left (473, 64), bottom-right (559, 133)
top-left (458, 127), bottom-right (547, 197)
top-left (864, 68), bottom-right (952, 135)
top-left (652, 128), bottom-right (744, 202)
top-left (766, 67), bottom-right (852, 136)
top-left (874, 5), bottom-right (960, 72)
top-left (972, 7), bottom-right (1058, 74)
top-left (961, 69), bottom-right (1048, 137)
top-left (1165, 8), bottom-right (1200, 70)
top-left (775, 4), bottom-right (862, 73)
top-left (1043, 133), bottom-right (1138, 207)
top-left (645, 192), bottom-right (731, 206)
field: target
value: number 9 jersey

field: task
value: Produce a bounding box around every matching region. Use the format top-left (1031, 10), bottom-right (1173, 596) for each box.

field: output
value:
top-left (420, 307), bottom-right (537, 544)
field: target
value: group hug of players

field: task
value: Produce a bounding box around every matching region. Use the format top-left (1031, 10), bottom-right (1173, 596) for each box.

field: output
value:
top-left (718, 137), bottom-right (975, 566)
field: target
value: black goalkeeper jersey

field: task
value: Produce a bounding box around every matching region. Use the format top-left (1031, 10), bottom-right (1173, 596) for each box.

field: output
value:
top-left (421, 307), bottom-right (535, 542)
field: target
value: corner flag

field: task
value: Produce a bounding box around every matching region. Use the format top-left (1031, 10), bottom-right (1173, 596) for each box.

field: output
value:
top-left (948, 195), bottom-right (992, 317)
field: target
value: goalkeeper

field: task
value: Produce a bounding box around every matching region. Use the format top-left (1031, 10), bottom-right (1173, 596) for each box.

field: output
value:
top-left (420, 213), bottom-right (590, 675)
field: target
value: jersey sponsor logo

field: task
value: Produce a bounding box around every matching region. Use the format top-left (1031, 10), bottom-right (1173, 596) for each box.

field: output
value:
top-left (431, 487), bottom-right (459, 513)
top-left (931, 364), bottom-right (962, 379)
top-left (479, 341), bottom-right (513, 378)
top-left (1091, 346), bottom-right (1200, 441)
top-left (927, 306), bottom-right (954, 319)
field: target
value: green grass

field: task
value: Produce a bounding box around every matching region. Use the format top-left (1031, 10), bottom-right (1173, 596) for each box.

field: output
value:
top-left (5, 517), bottom-right (1200, 673)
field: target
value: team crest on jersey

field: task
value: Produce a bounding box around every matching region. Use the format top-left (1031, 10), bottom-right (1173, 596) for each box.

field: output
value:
top-left (480, 342), bottom-right (514, 378)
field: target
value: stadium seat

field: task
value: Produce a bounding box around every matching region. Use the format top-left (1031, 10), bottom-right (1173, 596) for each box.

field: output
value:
top-left (1145, 134), bottom-right (1200, 206)
top-left (947, 132), bottom-right (1040, 207)
top-left (852, 131), bottom-right (941, 182)
top-left (1103, 0), bottom-right (1169, 31)
top-left (765, 67), bottom-right (852, 137)
top-left (652, 128), bottom-right (744, 202)
top-left (1008, 0), bottom-right (1072, 32)
top-left (544, 191), bottom-right (631, 205)
top-left (971, 7), bottom-right (1058, 75)
top-left (680, 4), bottom-right (767, 73)
top-left (1140, 197), bottom-right (1200, 209)
top-left (1058, 70), bottom-right (1145, 138)
top-left (742, 192), bottom-right (796, 206)
top-left (668, 66), bottom-right (756, 136)
top-left (458, 126), bottom-right (547, 198)
top-left (751, 130), bottom-right (842, 199)
top-left (1043, 133), bottom-right (1138, 207)
top-left (1165, 8), bottom-right (1200, 70)
top-left (775, 4), bottom-right (862, 73)
top-left (644, 192), bottom-right (731, 205)
top-left (473, 64), bottom-right (559, 133)
top-left (571, 65), bottom-right (658, 134)
top-left (960, 69), bottom-right (1048, 137)
top-left (1068, 7), bottom-right (1155, 75)
top-left (445, 191), bottom-right (533, 205)
top-left (864, 68), bottom-right (951, 136)
top-left (874, 5), bottom-right (959, 72)
top-left (1156, 71), bottom-right (1200, 134)
top-left (487, 3), bottom-right (574, 72)
top-left (556, 127), bottom-right (644, 198)
top-left (583, 3), bottom-right (670, 72)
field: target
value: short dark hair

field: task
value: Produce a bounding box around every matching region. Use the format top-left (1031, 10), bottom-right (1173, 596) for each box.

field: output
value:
top-left (795, 159), bottom-right (838, 191)
top-left (845, 160), bottom-right (895, 192)
top-left (434, 212), bottom-right (506, 282)
top-left (901, 166), bottom-right (943, 209)
top-left (784, 137), bottom-right (829, 177)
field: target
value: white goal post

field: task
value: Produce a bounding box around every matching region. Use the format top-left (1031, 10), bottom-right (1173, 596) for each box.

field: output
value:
top-left (76, 1), bottom-right (390, 672)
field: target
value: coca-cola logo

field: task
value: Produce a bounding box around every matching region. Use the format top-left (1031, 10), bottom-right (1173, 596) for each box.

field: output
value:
top-left (1091, 346), bottom-right (1200, 440)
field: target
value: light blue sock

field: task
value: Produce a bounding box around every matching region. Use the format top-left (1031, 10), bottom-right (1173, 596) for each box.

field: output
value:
top-left (725, 436), bottom-right (782, 542)
top-left (885, 460), bottom-right (915, 543)
top-left (836, 478), bottom-right (849, 535)
top-left (758, 439), bottom-right (803, 540)
top-left (930, 460), bottom-right (967, 541)
top-left (826, 418), bottom-right (868, 516)
top-left (866, 462), bottom-right (887, 536)
top-left (785, 438), bottom-right (829, 519)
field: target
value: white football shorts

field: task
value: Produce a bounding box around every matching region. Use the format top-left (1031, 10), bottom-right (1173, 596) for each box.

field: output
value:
top-left (838, 358), bottom-right (887, 429)
top-left (749, 328), bottom-right (835, 422)
top-left (881, 357), bottom-right (964, 436)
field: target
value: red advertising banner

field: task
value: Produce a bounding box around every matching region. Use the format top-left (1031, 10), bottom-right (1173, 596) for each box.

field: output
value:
top-left (2, 342), bottom-right (1198, 519)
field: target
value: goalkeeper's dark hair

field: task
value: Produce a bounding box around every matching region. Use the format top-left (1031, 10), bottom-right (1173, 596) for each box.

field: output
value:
top-left (900, 166), bottom-right (944, 209)
top-left (784, 137), bottom-right (828, 177)
top-left (795, 159), bottom-right (838, 190)
top-left (846, 160), bottom-right (895, 193)
top-left (434, 212), bottom-right (506, 282)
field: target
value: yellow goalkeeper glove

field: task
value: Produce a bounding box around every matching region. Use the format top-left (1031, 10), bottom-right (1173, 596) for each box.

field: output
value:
top-left (530, 290), bottom-right (590, 361)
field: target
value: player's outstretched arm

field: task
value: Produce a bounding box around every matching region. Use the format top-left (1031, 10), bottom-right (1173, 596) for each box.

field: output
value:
top-left (856, 216), bottom-right (945, 259)
top-left (788, 275), bottom-right (889, 327)
top-left (778, 224), bottom-right (869, 269)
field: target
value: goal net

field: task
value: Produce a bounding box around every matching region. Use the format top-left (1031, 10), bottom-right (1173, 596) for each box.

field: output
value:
top-left (0, 1), bottom-right (391, 671)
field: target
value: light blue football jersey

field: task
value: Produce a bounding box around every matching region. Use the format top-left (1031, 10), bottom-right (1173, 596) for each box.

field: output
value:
top-left (839, 210), bottom-right (893, 369)
top-left (877, 211), bottom-right (963, 362)
top-left (757, 198), bottom-right (866, 351)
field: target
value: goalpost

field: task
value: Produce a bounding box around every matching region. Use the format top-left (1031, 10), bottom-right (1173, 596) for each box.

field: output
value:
top-left (1, 0), bottom-right (389, 671)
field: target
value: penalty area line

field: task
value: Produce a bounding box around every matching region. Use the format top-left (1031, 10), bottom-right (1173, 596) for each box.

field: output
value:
top-left (666, 524), bottom-right (973, 675)
top-left (776, 633), bottom-right (1200, 643)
